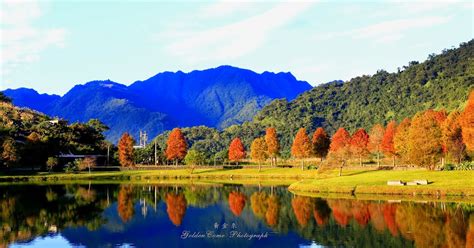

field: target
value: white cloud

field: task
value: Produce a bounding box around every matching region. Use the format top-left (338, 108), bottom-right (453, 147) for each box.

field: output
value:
top-left (315, 16), bottom-right (451, 44)
top-left (162, 1), bottom-right (316, 63)
top-left (1, 0), bottom-right (67, 77)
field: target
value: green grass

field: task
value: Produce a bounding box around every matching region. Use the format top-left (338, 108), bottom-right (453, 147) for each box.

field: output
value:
top-left (288, 169), bottom-right (474, 196)
top-left (2, 168), bottom-right (473, 197)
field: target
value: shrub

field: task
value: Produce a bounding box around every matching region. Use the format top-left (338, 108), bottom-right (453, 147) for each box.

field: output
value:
top-left (46, 157), bottom-right (59, 171)
top-left (442, 163), bottom-right (455, 171)
top-left (456, 161), bottom-right (474, 170)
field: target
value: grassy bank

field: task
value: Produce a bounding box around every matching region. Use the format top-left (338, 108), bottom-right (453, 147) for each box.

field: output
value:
top-left (2, 168), bottom-right (473, 197)
top-left (288, 170), bottom-right (474, 196)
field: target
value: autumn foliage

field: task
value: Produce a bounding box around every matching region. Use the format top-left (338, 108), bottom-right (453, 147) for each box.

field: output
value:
top-left (382, 121), bottom-right (397, 165)
top-left (228, 191), bottom-right (246, 216)
top-left (118, 133), bottom-right (134, 167)
top-left (251, 137), bottom-right (268, 171)
top-left (369, 124), bottom-right (385, 166)
top-left (442, 111), bottom-right (465, 163)
top-left (117, 185), bottom-right (134, 223)
top-left (165, 128), bottom-right (188, 164)
top-left (265, 127), bottom-right (280, 166)
top-left (393, 118), bottom-right (411, 163)
top-left (166, 193), bottom-right (187, 226)
top-left (408, 111), bottom-right (444, 169)
top-left (350, 128), bottom-right (369, 166)
top-left (291, 128), bottom-right (312, 159)
top-left (228, 138), bottom-right (246, 163)
top-left (291, 196), bottom-right (313, 227)
top-left (312, 127), bottom-right (330, 160)
top-left (461, 90), bottom-right (474, 153)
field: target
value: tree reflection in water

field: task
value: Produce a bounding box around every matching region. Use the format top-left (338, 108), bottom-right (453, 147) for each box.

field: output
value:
top-left (1, 184), bottom-right (473, 247)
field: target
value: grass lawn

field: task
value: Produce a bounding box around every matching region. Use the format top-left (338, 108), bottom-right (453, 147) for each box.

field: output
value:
top-left (288, 169), bottom-right (474, 196)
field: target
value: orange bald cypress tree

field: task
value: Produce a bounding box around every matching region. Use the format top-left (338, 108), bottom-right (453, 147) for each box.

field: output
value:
top-left (228, 138), bottom-right (245, 165)
top-left (442, 111), bottom-right (465, 163)
top-left (166, 193), bottom-right (187, 226)
top-left (408, 111), bottom-right (443, 169)
top-left (312, 127), bottom-right (330, 161)
top-left (265, 127), bottom-right (280, 167)
top-left (461, 91), bottom-right (474, 153)
top-left (265, 195), bottom-right (280, 227)
top-left (118, 133), bottom-right (135, 167)
top-left (166, 128), bottom-right (188, 166)
top-left (291, 128), bottom-right (312, 170)
top-left (382, 121), bottom-right (397, 166)
top-left (251, 137), bottom-right (268, 172)
top-left (350, 128), bottom-right (369, 167)
top-left (117, 185), bottom-right (134, 223)
top-left (329, 128), bottom-right (351, 176)
top-left (228, 191), bottom-right (246, 216)
top-left (369, 124), bottom-right (385, 167)
top-left (394, 118), bottom-right (411, 164)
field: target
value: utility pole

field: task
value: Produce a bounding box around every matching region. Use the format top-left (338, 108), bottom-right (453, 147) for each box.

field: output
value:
top-left (107, 145), bottom-right (110, 166)
top-left (154, 140), bottom-right (157, 165)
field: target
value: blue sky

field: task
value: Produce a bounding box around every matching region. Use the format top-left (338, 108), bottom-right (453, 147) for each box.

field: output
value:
top-left (1, 0), bottom-right (473, 95)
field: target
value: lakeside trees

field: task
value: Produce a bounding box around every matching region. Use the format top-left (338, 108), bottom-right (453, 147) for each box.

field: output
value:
top-left (265, 127), bottom-right (280, 167)
top-left (291, 128), bottom-right (312, 170)
top-left (228, 138), bottom-right (245, 165)
top-left (118, 133), bottom-right (134, 168)
top-left (250, 137), bottom-right (268, 172)
top-left (165, 128), bottom-right (188, 166)
top-left (312, 127), bottom-right (330, 161)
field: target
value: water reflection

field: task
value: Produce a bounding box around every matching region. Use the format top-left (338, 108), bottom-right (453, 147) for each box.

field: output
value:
top-left (1, 183), bottom-right (473, 247)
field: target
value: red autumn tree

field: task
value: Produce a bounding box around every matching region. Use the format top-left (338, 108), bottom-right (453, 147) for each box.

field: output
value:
top-left (228, 191), bottom-right (246, 216)
top-left (166, 193), bottom-right (187, 226)
top-left (228, 138), bottom-right (246, 165)
top-left (265, 127), bottom-right (280, 167)
top-left (117, 185), bottom-right (134, 223)
top-left (312, 127), bottom-right (330, 161)
top-left (381, 121), bottom-right (397, 166)
top-left (251, 137), bottom-right (268, 172)
top-left (291, 128), bottom-right (312, 170)
top-left (461, 90), bottom-right (474, 153)
top-left (118, 133), bottom-right (135, 167)
top-left (394, 118), bottom-right (411, 164)
top-left (369, 124), bottom-right (385, 167)
top-left (350, 128), bottom-right (370, 166)
top-left (165, 128), bottom-right (188, 166)
top-left (329, 128), bottom-right (351, 176)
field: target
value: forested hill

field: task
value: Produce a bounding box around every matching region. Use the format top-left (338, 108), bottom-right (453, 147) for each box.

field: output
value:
top-left (254, 40), bottom-right (474, 136)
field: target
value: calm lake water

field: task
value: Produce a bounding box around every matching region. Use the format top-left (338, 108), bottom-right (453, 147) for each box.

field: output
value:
top-left (1, 183), bottom-right (473, 248)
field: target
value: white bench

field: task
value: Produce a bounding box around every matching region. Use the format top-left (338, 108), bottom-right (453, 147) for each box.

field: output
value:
top-left (387, 180), bottom-right (405, 186)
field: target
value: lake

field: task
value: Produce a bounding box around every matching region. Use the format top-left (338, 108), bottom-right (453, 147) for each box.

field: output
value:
top-left (1, 183), bottom-right (473, 247)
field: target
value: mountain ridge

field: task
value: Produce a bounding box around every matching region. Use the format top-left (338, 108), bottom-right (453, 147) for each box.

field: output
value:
top-left (3, 66), bottom-right (312, 143)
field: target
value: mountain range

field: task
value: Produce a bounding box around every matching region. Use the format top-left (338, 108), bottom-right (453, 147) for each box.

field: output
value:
top-left (3, 66), bottom-right (312, 142)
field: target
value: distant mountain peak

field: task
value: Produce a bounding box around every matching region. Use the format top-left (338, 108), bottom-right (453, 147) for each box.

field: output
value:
top-left (4, 66), bottom-right (311, 143)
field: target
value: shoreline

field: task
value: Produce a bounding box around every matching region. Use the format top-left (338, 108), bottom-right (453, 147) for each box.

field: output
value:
top-left (1, 168), bottom-right (474, 199)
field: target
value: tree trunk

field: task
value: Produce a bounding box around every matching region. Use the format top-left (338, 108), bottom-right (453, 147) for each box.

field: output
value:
top-left (377, 153), bottom-right (380, 168)
top-left (339, 161), bottom-right (345, 176)
top-left (392, 156), bottom-right (396, 167)
top-left (275, 157), bottom-right (278, 167)
top-left (301, 160), bottom-right (304, 171)
top-left (359, 155), bottom-right (362, 167)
